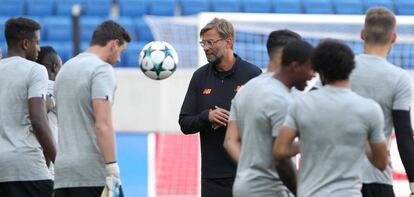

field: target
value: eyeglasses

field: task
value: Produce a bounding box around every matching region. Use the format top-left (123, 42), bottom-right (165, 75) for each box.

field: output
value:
top-left (199, 39), bottom-right (224, 47)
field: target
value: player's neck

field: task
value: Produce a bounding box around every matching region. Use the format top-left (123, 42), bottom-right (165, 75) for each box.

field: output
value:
top-left (364, 44), bottom-right (390, 59)
top-left (86, 46), bottom-right (109, 63)
top-left (6, 48), bottom-right (26, 59)
top-left (216, 52), bottom-right (236, 72)
top-left (328, 80), bottom-right (351, 89)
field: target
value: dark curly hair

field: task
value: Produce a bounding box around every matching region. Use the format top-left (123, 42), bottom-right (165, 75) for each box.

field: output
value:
top-left (5, 17), bottom-right (41, 46)
top-left (281, 40), bottom-right (313, 67)
top-left (311, 40), bottom-right (355, 83)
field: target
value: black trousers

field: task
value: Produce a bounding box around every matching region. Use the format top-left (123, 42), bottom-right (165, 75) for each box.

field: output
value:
top-left (202, 177), bottom-right (235, 197)
top-left (55, 186), bottom-right (124, 197)
top-left (0, 180), bottom-right (53, 197)
top-left (362, 183), bottom-right (395, 197)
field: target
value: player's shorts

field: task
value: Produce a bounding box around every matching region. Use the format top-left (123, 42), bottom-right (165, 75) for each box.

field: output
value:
top-left (202, 177), bottom-right (234, 197)
top-left (54, 186), bottom-right (124, 197)
top-left (362, 183), bottom-right (395, 197)
top-left (0, 180), bottom-right (53, 197)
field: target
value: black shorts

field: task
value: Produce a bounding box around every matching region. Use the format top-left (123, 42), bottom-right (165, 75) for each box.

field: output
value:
top-left (362, 183), bottom-right (395, 197)
top-left (55, 186), bottom-right (124, 197)
top-left (0, 180), bottom-right (53, 197)
top-left (201, 177), bottom-right (235, 197)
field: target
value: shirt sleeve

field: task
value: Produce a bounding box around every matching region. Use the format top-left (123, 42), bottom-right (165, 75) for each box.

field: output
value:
top-left (91, 64), bottom-right (116, 102)
top-left (266, 97), bottom-right (290, 137)
top-left (229, 98), bottom-right (237, 121)
top-left (368, 101), bottom-right (386, 144)
top-left (28, 65), bottom-right (48, 99)
top-left (393, 72), bottom-right (412, 110)
top-left (283, 101), bottom-right (298, 132)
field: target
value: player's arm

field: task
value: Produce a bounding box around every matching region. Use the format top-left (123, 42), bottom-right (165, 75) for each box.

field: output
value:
top-left (274, 127), bottom-right (300, 160)
top-left (273, 127), bottom-right (299, 195)
top-left (94, 99), bottom-right (117, 164)
top-left (366, 102), bottom-right (388, 171)
top-left (391, 74), bottom-right (414, 191)
top-left (393, 110), bottom-right (414, 183)
top-left (29, 98), bottom-right (56, 163)
top-left (179, 73), bottom-right (210, 134)
top-left (224, 120), bottom-right (241, 163)
top-left (28, 66), bottom-right (56, 163)
top-left (365, 142), bottom-right (388, 171)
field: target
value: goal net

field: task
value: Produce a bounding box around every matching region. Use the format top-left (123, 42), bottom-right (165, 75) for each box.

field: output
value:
top-left (145, 12), bottom-right (414, 70)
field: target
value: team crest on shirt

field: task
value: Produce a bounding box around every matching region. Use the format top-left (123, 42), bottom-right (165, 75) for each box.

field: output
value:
top-left (202, 88), bottom-right (212, 95)
top-left (234, 85), bottom-right (241, 92)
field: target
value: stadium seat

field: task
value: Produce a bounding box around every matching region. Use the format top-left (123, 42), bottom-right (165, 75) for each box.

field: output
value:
top-left (80, 17), bottom-right (103, 42)
top-left (119, 0), bottom-right (148, 17)
top-left (332, 0), bottom-right (364, 15)
top-left (83, 0), bottom-right (111, 16)
top-left (135, 17), bottom-right (154, 42)
top-left (27, 0), bottom-right (55, 16)
top-left (149, 0), bottom-right (176, 16)
top-left (43, 17), bottom-right (73, 42)
top-left (113, 17), bottom-right (137, 41)
top-left (56, 0), bottom-right (86, 16)
top-left (211, 0), bottom-right (242, 13)
top-left (362, 0), bottom-right (395, 13)
top-left (303, 0), bottom-right (332, 14)
top-left (273, 0), bottom-right (302, 13)
top-left (394, 0), bottom-right (414, 15)
top-left (0, 17), bottom-right (8, 43)
top-left (180, 0), bottom-right (210, 16)
top-left (0, 0), bottom-right (24, 16)
top-left (120, 41), bottom-right (146, 67)
top-left (242, 0), bottom-right (272, 13)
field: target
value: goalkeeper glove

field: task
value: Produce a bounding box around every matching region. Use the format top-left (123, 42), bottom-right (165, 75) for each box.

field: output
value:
top-left (101, 162), bottom-right (121, 197)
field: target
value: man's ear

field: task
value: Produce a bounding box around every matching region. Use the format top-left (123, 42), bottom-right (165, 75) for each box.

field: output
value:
top-left (22, 39), bottom-right (30, 51)
top-left (390, 32), bottom-right (397, 44)
top-left (360, 29), bottom-right (366, 41)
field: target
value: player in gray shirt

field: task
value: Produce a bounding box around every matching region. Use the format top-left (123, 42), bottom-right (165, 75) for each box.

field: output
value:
top-left (0, 17), bottom-right (56, 197)
top-left (275, 40), bottom-right (388, 197)
top-left (225, 40), bottom-right (315, 197)
top-left (54, 21), bottom-right (130, 197)
top-left (36, 46), bottom-right (63, 178)
top-left (349, 8), bottom-right (414, 197)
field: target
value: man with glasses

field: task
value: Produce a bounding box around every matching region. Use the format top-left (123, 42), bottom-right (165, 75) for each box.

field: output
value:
top-left (179, 18), bottom-right (261, 197)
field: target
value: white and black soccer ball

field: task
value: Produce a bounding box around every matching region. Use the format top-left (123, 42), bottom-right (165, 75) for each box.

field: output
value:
top-left (139, 41), bottom-right (178, 80)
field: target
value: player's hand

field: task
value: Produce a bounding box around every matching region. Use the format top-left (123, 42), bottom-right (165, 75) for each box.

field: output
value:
top-left (101, 162), bottom-right (121, 197)
top-left (208, 106), bottom-right (229, 127)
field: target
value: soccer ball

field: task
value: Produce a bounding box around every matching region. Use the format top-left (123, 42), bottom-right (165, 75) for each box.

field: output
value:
top-left (139, 41), bottom-right (178, 80)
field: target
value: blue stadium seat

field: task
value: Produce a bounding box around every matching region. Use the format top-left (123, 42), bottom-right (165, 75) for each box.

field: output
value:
top-left (0, 17), bottom-right (8, 43)
top-left (80, 17), bottom-right (104, 42)
top-left (149, 0), bottom-right (176, 16)
top-left (303, 0), bottom-right (332, 14)
top-left (0, 0), bottom-right (24, 16)
top-left (43, 17), bottom-right (73, 42)
top-left (84, 0), bottom-right (111, 16)
top-left (122, 41), bottom-right (146, 67)
top-left (56, 0), bottom-right (86, 16)
top-left (113, 17), bottom-right (136, 41)
top-left (211, 0), bottom-right (242, 13)
top-left (242, 0), bottom-right (271, 13)
top-left (362, 0), bottom-right (395, 13)
top-left (180, 0), bottom-right (210, 16)
top-left (394, 0), bottom-right (414, 15)
top-left (26, 0), bottom-right (55, 16)
top-left (332, 0), bottom-right (364, 14)
top-left (135, 17), bottom-right (154, 42)
top-left (119, 0), bottom-right (148, 17)
top-left (273, 0), bottom-right (302, 13)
